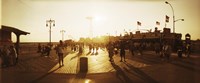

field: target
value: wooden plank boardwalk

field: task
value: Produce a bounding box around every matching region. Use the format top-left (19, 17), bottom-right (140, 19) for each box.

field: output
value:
top-left (1, 46), bottom-right (151, 74)
top-left (49, 48), bottom-right (116, 74)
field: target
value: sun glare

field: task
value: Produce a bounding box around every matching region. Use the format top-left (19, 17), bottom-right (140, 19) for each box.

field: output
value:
top-left (3, 0), bottom-right (200, 42)
top-left (85, 15), bottom-right (109, 38)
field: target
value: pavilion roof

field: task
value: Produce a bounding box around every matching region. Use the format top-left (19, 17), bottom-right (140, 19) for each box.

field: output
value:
top-left (1, 25), bottom-right (30, 35)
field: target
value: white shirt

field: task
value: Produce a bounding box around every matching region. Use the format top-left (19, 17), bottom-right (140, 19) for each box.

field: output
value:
top-left (57, 44), bottom-right (64, 53)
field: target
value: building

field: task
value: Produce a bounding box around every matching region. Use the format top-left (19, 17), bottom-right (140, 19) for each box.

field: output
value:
top-left (0, 25), bottom-right (30, 54)
top-left (121, 28), bottom-right (182, 51)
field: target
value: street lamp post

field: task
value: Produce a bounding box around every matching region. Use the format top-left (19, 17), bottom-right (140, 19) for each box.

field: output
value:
top-left (165, 1), bottom-right (184, 33)
top-left (165, 1), bottom-right (175, 33)
top-left (46, 19), bottom-right (55, 45)
top-left (60, 30), bottom-right (66, 41)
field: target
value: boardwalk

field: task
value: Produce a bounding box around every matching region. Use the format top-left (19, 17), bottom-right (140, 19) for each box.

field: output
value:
top-left (1, 46), bottom-right (200, 83)
top-left (46, 47), bottom-right (115, 74)
top-left (48, 47), bottom-right (149, 74)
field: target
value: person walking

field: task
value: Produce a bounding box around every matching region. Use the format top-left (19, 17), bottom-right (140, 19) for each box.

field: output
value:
top-left (37, 43), bottom-right (41, 53)
top-left (108, 42), bottom-right (114, 62)
top-left (56, 40), bottom-right (65, 67)
top-left (154, 42), bottom-right (161, 56)
top-left (129, 41), bottom-right (135, 56)
top-left (120, 41), bottom-right (126, 62)
top-left (163, 42), bottom-right (172, 61)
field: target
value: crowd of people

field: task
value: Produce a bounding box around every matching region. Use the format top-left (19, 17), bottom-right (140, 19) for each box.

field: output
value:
top-left (0, 45), bottom-right (18, 67)
top-left (105, 39), bottom-right (192, 63)
top-left (37, 43), bottom-right (51, 56)
top-left (0, 39), bottom-right (189, 68)
top-left (106, 41), bottom-right (125, 62)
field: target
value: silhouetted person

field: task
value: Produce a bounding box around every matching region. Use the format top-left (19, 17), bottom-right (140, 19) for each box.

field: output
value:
top-left (71, 45), bottom-right (74, 51)
top-left (41, 45), bottom-right (45, 56)
top-left (177, 46), bottom-right (183, 58)
top-left (108, 42), bottom-right (114, 62)
top-left (95, 44), bottom-right (99, 55)
top-left (138, 43), bottom-right (145, 56)
top-left (45, 44), bottom-right (51, 56)
top-left (163, 42), bottom-right (172, 61)
top-left (92, 44), bottom-right (95, 55)
top-left (79, 44), bottom-right (83, 54)
top-left (37, 43), bottom-right (41, 53)
top-left (1, 45), bottom-right (10, 67)
top-left (9, 45), bottom-right (17, 65)
top-left (56, 40), bottom-right (65, 67)
top-left (154, 42), bottom-right (161, 56)
top-left (89, 44), bottom-right (92, 53)
top-left (0, 48), bottom-right (2, 67)
top-left (185, 44), bottom-right (191, 58)
top-left (120, 41), bottom-right (126, 62)
top-left (129, 42), bottom-right (135, 56)
top-left (112, 42), bottom-right (118, 55)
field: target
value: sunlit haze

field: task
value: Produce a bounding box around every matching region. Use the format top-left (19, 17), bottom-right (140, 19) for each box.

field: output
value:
top-left (1, 0), bottom-right (200, 42)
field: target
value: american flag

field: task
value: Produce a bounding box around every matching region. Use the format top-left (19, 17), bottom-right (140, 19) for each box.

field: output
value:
top-left (137, 21), bottom-right (141, 26)
top-left (156, 21), bottom-right (160, 25)
top-left (166, 15), bottom-right (170, 23)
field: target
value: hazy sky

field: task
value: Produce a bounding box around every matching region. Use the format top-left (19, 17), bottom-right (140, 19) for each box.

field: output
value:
top-left (1, 0), bottom-right (200, 42)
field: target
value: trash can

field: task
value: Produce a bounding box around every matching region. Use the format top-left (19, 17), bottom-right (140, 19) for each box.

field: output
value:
top-left (80, 57), bottom-right (88, 72)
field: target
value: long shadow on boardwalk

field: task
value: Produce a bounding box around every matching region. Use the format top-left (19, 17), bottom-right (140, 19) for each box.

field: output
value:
top-left (169, 61), bottom-right (200, 73)
top-left (124, 62), bottom-right (158, 83)
top-left (110, 62), bottom-right (133, 83)
top-left (30, 67), bottom-right (60, 83)
top-left (143, 53), bottom-right (200, 73)
top-left (70, 52), bottom-right (83, 61)
top-left (133, 54), bottom-right (161, 65)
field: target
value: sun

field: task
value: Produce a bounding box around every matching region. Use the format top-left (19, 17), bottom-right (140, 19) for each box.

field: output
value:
top-left (90, 15), bottom-right (108, 37)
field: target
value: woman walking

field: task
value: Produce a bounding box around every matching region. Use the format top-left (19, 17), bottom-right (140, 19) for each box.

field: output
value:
top-left (56, 40), bottom-right (65, 67)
